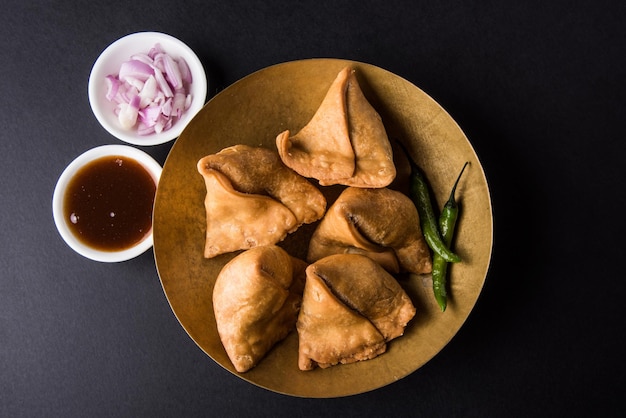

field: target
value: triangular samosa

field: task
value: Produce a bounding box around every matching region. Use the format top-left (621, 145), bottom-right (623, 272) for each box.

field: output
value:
top-left (307, 187), bottom-right (432, 274)
top-left (296, 273), bottom-right (387, 370)
top-left (199, 169), bottom-right (297, 258)
top-left (276, 67), bottom-right (396, 188)
top-left (197, 145), bottom-right (326, 258)
top-left (307, 254), bottom-right (416, 342)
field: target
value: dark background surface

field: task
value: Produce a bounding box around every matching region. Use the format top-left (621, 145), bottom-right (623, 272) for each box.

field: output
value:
top-left (2, 0), bottom-right (625, 416)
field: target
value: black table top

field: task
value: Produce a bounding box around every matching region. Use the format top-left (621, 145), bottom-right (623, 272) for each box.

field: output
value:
top-left (3, 1), bottom-right (625, 416)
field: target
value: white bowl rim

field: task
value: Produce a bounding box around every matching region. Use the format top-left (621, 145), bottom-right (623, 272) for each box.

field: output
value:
top-left (88, 31), bottom-right (207, 146)
top-left (52, 144), bottom-right (162, 262)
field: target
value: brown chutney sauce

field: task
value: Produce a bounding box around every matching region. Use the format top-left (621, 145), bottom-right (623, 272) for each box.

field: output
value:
top-left (64, 155), bottom-right (156, 252)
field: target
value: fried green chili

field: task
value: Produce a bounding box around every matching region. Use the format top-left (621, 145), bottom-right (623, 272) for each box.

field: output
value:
top-left (432, 162), bottom-right (469, 311)
top-left (398, 141), bottom-right (461, 263)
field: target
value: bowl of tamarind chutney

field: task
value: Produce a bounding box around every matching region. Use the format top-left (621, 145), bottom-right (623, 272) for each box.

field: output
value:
top-left (52, 145), bottom-right (162, 262)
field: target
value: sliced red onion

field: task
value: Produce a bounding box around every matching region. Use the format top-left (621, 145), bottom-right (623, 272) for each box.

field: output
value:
top-left (118, 94), bottom-right (141, 130)
top-left (118, 60), bottom-right (154, 82)
top-left (139, 75), bottom-right (158, 108)
top-left (105, 43), bottom-right (194, 135)
top-left (172, 91), bottom-right (187, 119)
top-left (105, 75), bottom-right (120, 101)
top-left (116, 83), bottom-right (139, 105)
top-left (161, 98), bottom-right (173, 117)
top-left (152, 66), bottom-right (173, 98)
top-left (138, 104), bottom-right (162, 127)
top-left (148, 43), bottom-right (164, 59)
top-left (129, 53), bottom-right (154, 66)
top-left (160, 53), bottom-right (183, 89)
top-left (123, 76), bottom-right (145, 92)
top-left (178, 57), bottom-right (192, 85)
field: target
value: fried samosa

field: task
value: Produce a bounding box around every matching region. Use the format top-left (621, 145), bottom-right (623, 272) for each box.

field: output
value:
top-left (276, 66), bottom-right (396, 188)
top-left (197, 145), bottom-right (326, 258)
top-left (307, 254), bottom-right (416, 342)
top-left (297, 253), bottom-right (416, 370)
top-left (296, 274), bottom-right (387, 370)
top-left (307, 187), bottom-right (432, 275)
top-left (213, 245), bottom-right (307, 373)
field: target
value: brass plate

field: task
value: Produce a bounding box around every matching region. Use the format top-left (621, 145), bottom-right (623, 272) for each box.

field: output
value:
top-left (153, 59), bottom-right (493, 398)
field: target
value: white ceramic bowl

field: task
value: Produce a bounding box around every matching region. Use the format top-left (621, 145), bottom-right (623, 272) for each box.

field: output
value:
top-left (52, 145), bottom-right (162, 262)
top-left (88, 32), bottom-right (207, 146)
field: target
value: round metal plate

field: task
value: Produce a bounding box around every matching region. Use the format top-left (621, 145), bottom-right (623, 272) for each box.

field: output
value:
top-left (153, 58), bottom-right (493, 398)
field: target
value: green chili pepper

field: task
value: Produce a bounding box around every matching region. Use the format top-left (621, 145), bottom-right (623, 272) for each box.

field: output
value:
top-left (432, 162), bottom-right (469, 311)
top-left (398, 141), bottom-right (461, 263)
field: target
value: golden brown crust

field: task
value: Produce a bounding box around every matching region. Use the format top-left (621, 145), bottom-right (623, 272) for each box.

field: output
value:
top-left (197, 145), bottom-right (326, 258)
top-left (199, 145), bottom-right (326, 225)
top-left (307, 254), bottom-right (416, 342)
top-left (276, 67), bottom-right (395, 188)
top-left (341, 68), bottom-right (395, 188)
top-left (296, 273), bottom-right (386, 370)
top-left (213, 245), bottom-right (307, 373)
top-left (308, 187), bottom-right (432, 274)
top-left (198, 168), bottom-right (297, 258)
top-left (297, 253), bottom-right (416, 371)
top-left (275, 66), bottom-right (354, 182)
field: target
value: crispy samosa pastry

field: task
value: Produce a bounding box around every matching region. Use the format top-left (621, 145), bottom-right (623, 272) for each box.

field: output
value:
top-left (307, 187), bottom-right (432, 275)
top-left (276, 66), bottom-right (396, 188)
top-left (199, 169), bottom-right (297, 258)
top-left (297, 273), bottom-right (387, 370)
top-left (307, 254), bottom-right (416, 342)
top-left (198, 145), bottom-right (326, 258)
top-left (213, 245), bottom-right (307, 373)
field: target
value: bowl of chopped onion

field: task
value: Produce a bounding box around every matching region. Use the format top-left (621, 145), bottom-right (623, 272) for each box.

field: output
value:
top-left (88, 32), bottom-right (207, 146)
